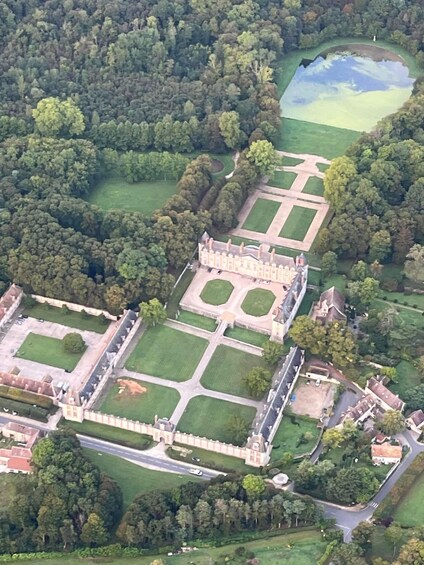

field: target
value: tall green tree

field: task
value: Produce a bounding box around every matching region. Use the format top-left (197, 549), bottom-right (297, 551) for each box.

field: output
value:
top-left (32, 98), bottom-right (85, 137)
top-left (246, 140), bottom-right (276, 175)
top-left (140, 298), bottom-right (167, 326)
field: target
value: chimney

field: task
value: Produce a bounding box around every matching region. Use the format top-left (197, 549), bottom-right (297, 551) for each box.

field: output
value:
top-left (239, 242), bottom-right (244, 254)
top-left (208, 237), bottom-right (214, 251)
top-left (271, 247), bottom-right (275, 263)
top-left (257, 243), bottom-right (262, 259)
top-left (226, 238), bottom-right (231, 252)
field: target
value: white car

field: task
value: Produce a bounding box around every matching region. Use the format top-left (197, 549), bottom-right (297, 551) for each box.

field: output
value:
top-left (315, 379), bottom-right (321, 387)
top-left (189, 468), bottom-right (203, 476)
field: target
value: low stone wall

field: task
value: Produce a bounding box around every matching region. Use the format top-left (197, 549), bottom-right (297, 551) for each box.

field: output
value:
top-left (84, 410), bottom-right (154, 436)
top-left (174, 431), bottom-right (246, 459)
top-left (31, 294), bottom-right (117, 320)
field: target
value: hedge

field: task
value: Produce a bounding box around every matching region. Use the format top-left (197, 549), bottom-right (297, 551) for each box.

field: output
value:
top-left (0, 384), bottom-right (53, 410)
top-left (0, 544), bottom-right (148, 561)
top-left (0, 397), bottom-right (48, 422)
top-left (374, 453), bottom-right (424, 519)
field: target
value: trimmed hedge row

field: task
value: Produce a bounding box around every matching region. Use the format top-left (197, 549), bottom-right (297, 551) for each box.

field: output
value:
top-left (0, 384), bottom-right (53, 410)
top-left (317, 540), bottom-right (338, 565)
top-left (0, 397), bottom-right (48, 422)
top-left (374, 453), bottom-right (424, 519)
top-left (0, 543), bottom-right (147, 561)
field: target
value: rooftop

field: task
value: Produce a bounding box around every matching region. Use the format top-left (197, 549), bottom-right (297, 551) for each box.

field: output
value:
top-left (0, 284), bottom-right (22, 322)
top-left (0, 371), bottom-right (57, 398)
top-left (408, 409), bottom-right (424, 428)
top-left (367, 377), bottom-right (404, 411)
top-left (371, 443), bottom-right (402, 460)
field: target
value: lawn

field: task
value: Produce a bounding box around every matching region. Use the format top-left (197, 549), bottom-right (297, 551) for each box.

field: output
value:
top-left (24, 303), bottom-right (109, 333)
top-left (371, 299), bottom-right (424, 329)
top-left (15, 332), bottom-right (85, 371)
top-left (99, 379), bottom-right (180, 424)
top-left (87, 176), bottom-right (177, 215)
top-left (317, 162), bottom-right (329, 173)
top-left (126, 325), bottom-right (208, 382)
top-left (225, 326), bottom-right (268, 347)
top-left (322, 274), bottom-right (347, 293)
top-left (271, 415), bottom-right (321, 462)
top-left (296, 290), bottom-right (315, 317)
top-left (201, 345), bottom-right (268, 398)
top-left (268, 170), bottom-right (297, 189)
top-left (389, 361), bottom-right (421, 400)
top-left (279, 206), bottom-right (317, 241)
top-left (166, 268), bottom-right (195, 319)
top-left (169, 443), bottom-right (256, 474)
top-left (276, 118), bottom-right (360, 160)
top-left (242, 197), bottom-right (281, 233)
top-left (241, 288), bottom-right (276, 317)
top-left (61, 419), bottom-right (153, 450)
top-left (302, 176), bottom-right (324, 196)
top-left (83, 449), bottom-right (201, 510)
top-left (393, 471), bottom-right (424, 527)
top-left (178, 396), bottom-right (256, 444)
top-left (200, 279), bottom-right (234, 305)
top-left (378, 290), bottom-right (424, 310)
top-left (177, 310), bottom-right (217, 331)
top-left (277, 155), bottom-right (305, 167)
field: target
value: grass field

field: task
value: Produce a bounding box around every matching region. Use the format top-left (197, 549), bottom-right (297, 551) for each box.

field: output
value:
top-left (296, 290), bottom-right (315, 317)
top-left (24, 303), bottom-right (109, 333)
top-left (126, 325), bottom-right (208, 382)
top-left (176, 310), bottom-right (216, 331)
top-left (276, 118), bottom-right (360, 160)
top-left (277, 155), bottom-right (305, 167)
top-left (169, 443), bottom-right (255, 474)
top-left (15, 332), bottom-right (85, 371)
top-left (371, 299), bottom-right (424, 329)
top-left (87, 177), bottom-right (177, 215)
top-left (166, 269), bottom-right (195, 319)
top-left (393, 472), bottom-right (424, 527)
top-left (225, 326), bottom-right (267, 347)
top-left (279, 205), bottom-right (317, 241)
top-left (19, 530), bottom-right (326, 565)
top-left (178, 396), bottom-right (256, 444)
top-left (378, 290), bottom-right (424, 310)
top-left (201, 345), bottom-right (268, 398)
top-left (99, 379), bottom-right (180, 423)
top-left (389, 361), bottom-right (421, 400)
top-left (322, 274), bottom-right (347, 293)
top-left (241, 289), bottom-right (276, 316)
top-left (302, 176), bottom-right (324, 196)
top-left (242, 197), bottom-right (281, 233)
top-left (268, 170), bottom-right (297, 189)
top-left (61, 420), bottom-right (153, 450)
top-left (83, 449), bottom-right (200, 510)
top-left (317, 162), bottom-right (329, 173)
top-left (271, 416), bottom-right (321, 462)
top-left (200, 279), bottom-right (234, 305)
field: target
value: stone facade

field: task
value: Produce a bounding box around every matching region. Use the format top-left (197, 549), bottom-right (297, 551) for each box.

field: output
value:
top-left (0, 284), bottom-right (23, 330)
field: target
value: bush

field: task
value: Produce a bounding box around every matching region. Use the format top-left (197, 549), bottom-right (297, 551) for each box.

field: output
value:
top-left (22, 295), bottom-right (37, 308)
top-left (61, 304), bottom-right (69, 315)
top-left (63, 332), bottom-right (86, 353)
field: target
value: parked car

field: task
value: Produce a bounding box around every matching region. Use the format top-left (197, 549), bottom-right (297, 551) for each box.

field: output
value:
top-left (189, 468), bottom-right (203, 476)
top-left (315, 379), bottom-right (321, 387)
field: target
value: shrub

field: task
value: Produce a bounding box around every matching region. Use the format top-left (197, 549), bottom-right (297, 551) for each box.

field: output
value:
top-left (413, 304), bottom-right (418, 308)
top-left (393, 298), bottom-right (398, 303)
top-left (63, 332), bottom-right (86, 353)
top-left (61, 304), bottom-right (69, 315)
top-left (0, 397), bottom-right (48, 422)
top-left (22, 295), bottom-right (37, 308)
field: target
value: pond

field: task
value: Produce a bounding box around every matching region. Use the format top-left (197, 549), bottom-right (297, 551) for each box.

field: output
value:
top-left (280, 44), bottom-right (414, 132)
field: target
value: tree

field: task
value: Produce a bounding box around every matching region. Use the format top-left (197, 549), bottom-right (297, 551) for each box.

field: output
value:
top-left (246, 140), bottom-right (276, 175)
top-left (331, 542), bottom-right (367, 565)
top-left (322, 428), bottom-right (345, 449)
top-left (80, 513), bottom-right (108, 547)
top-left (289, 316), bottom-right (326, 355)
top-left (385, 522), bottom-right (403, 558)
top-left (404, 244), bottom-right (424, 284)
top-left (347, 277), bottom-right (379, 308)
top-left (140, 298), bottom-right (167, 326)
top-left (228, 415), bottom-right (250, 446)
top-left (63, 332), bottom-right (86, 353)
top-left (327, 468), bottom-right (379, 504)
top-left (378, 410), bottom-right (405, 436)
top-left (352, 521), bottom-right (374, 552)
top-left (33, 97), bottom-right (85, 137)
top-left (321, 251), bottom-right (337, 278)
top-left (350, 261), bottom-right (369, 281)
top-left (324, 156), bottom-right (357, 210)
top-left (219, 111), bottom-right (243, 149)
top-left (380, 366), bottom-right (397, 382)
top-left (261, 340), bottom-right (284, 365)
top-left (242, 475), bottom-right (265, 498)
top-left (404, 384), bottom-right (424, 410)
top-left (369, 230), bottom-right (391, 262)
top-left (105, 285), bottom-right (127, 315)
top-left (243, 367), bottom-right (272, 399)
top-left (396, 538), bottom-right (424, 564)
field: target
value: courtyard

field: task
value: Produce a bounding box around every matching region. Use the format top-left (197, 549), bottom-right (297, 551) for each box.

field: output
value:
top-left (15, 332), bottom-right (85, 372)
top-left (290, 378), bottom-right (335, 419)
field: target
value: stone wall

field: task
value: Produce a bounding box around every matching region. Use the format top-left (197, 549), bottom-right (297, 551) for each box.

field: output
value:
top-left (31, 294), bottom-right (117, 320)
top-left (174, 431), bottom-right (246, 459)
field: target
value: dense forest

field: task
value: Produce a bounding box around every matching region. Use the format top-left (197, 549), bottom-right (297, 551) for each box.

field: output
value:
top-left (0, 0), bottom-right (423, 309)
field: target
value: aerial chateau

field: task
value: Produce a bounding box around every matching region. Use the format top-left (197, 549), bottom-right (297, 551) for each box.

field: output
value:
top-left (197, 233), bottom-right (308, 342)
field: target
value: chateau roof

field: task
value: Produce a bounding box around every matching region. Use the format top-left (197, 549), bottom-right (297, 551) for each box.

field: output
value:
top-left (0, 284), bottom-right (22, 321)
top-left (317, 286), bottom-right (346, 323)
top-left (0, 371), bottom-right (57, 398)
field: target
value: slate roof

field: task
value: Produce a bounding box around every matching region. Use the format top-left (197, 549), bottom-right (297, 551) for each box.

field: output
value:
top-left (408, 409), bottom-right (424, 428)
top-left (316, 286), bottom-right (346, 323)
top-left (367, 377), bottom-right (405, 411)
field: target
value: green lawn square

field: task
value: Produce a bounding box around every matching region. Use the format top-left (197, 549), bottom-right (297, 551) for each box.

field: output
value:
top-left (201, 345), bottom-right (268, 398)
top-left (279, 206), bottom-right (317, 241)
top-left (15, 332), bottom-right (85, 371)
top-left (268, 170), bottom-right (297, 189)
top-left (125, 325), bottom-right (208, 382)
top-left (200, 279), bottom-right (234, 305)
top-left (241, 288), bottom-right (276, 316)
top-left (242, 198), bottom-right (281, 233)
top-left (302, 176), bottom-right (324, 196)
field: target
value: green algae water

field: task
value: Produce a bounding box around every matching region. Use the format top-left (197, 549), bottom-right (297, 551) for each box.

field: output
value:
top-left (280, 44), bottom-right (414, 132)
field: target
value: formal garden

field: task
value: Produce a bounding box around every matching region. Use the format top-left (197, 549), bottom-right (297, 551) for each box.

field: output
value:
top-left (268, 170), bottom-right (297, 189)
top-left (241, 288), bottom-right (276, 316)
top-left (242, 197), bottom-right (281, 233)
top-left (302, 175), bottom-right (324, 196)
top-left (125, 324), bottom-right (208, 382)
top-left (15, 332), bottom-right (86, 371)
top-left (279, 205), bottom-right (317, 241)
top-left (200, 279), bottom-right (234, 305)
top-left (271, 415), bottom-right (321, 462)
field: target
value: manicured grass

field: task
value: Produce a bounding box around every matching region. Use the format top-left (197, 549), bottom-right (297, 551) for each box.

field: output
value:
top-left (99, 379), bottom-right (180, 424)
top-left (15, 332), bottom-right (85, 371)
top-left (83, 449), bottom-right (201, 510)
top-left (166, 268), bottom-right (195, 318)
top-left (271, 415), bottom-right (321, 461)
top-left (177, 310), bottom-right (216, 331)
top-left (371, 299), bottom-right (424, 329)
top-left (188, 151), bottom-right (234, 178)
top-left (225, 326), bottom-right (268, 347)
top-left (61, 420), bottom-right (153, 450)
top-left (279, 205), bottom-right (317, 241)
top-left (322, 274), bottom-right (347, 293)
top-left (201, 345), bottom-right (268, 398)
top-left (389, 361), bottom-right (421, 400)
top-left (277, 155), bottom-right (305, 167)
top-left (276, 118), bottom-right (360, 160)
top-left (24, 303), bottom-right (109, 333)
top-left (302, 176), bottom-right (324, 196)
top-left (307, 269), bottom-right (321, 286)
top-left (126, 325), bottom-right (208, 382)
top-left (241, 288), bottom-right (276, 317)
top-left (317, 162), bottom-right (329, 173)
top-left (200, 279), bottom-right (234, 305)
top-left (169, 443), bottom-right (256, 474)
top-left (178, 396), bottom-right (256, 444)
top-left (393, 472), bottom-right (424, 527)
top-left (268, 170), bottom-right (297, 189)
top-left (296, 290), bottom-right (315, 317)
top-left (378, 290), bottom-right (424, 310)
top-left (242, 197), bottom-right (281, 233)
top-left (87, 177), bottom-right (177, 215)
